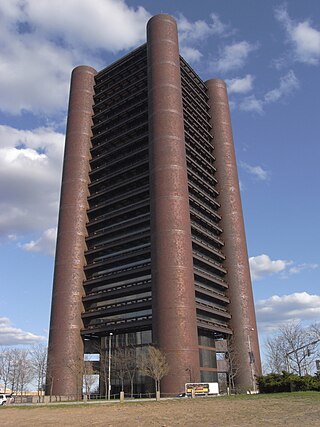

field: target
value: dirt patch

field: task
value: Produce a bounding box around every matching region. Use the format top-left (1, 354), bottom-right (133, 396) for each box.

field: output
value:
top-left (0, 392), bottom-right (319, 426)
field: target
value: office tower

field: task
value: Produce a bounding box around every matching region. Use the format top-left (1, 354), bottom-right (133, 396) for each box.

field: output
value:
top-left (46, 14), bottom-right (261, 397)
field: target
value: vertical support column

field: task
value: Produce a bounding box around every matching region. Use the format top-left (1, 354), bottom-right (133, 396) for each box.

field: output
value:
top-left (147, 14), bottom-right (200, 395)
top-left (206, 79), bottom-right (261, 390)
top-left (46, 66), bottom-right (96, 397)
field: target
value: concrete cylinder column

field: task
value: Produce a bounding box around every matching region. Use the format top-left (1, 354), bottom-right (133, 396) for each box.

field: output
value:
top-left (206, 79), bottom-right (261, 390)
top-left (147, 14), bottom-right (200, 395)
top-left (46, 66), bottom-right (96, 397)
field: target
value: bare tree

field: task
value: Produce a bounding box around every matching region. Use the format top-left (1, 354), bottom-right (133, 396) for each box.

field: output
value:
top-left (265, 336), bottom-right (287, 374)
top-left (138, 346), bottom-right (169, 398)
top-left (46, 353), bottom-right (57, 401)
top-left (96, 341), bottom-right (138, 398)
top-left (96, 344), bottom-right (109, 399)
top-left (8, 349), bottom-right (20, 393)
top-left (112, 348), bottom-right (127, 393)
top-left (16, 350), bottom-right (33, 396)
top-left (310, 322), bottom-right (320, 341)
top-left (66, 356), bottom-right (84, 400)
top-left (30, 345), bottom-right (47, 399)
top-left (123, 346), bottom-right (138, 398)
top-left (92, 340), bottom-right (111, 399)
top-left (225, 336), bottom-right (241, 392)
top-left (0, 349), bottom-right (3, 389)
top-left (6, 349), bottom-right (33, 396)
top-left (0, 348), bottom-right (14, 393)
top-left (83, 360), bottom-right (96, 399)
top-left (265, 321), bottom-right (318, 376)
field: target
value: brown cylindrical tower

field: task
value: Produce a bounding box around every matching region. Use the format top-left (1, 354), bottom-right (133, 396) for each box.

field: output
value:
top-left (206, 79), bottom-right (261, 390)
top-left (46, 66), bottom-right (96, 397)
top-left (147, 14), bottom-right (200, 395)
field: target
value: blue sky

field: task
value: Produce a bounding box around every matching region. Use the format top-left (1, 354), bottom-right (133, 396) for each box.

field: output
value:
top-left (0, 0), bottom-right (319, 356)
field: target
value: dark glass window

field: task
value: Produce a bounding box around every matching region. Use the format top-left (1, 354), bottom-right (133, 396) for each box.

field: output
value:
top-left (200, 370), bottom-right (218, 382)
top-left (199, 348), bottom-right (217, 368)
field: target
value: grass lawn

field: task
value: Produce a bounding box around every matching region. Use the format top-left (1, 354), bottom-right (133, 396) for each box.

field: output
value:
top-left (0, 392), bottom-right (319, 426)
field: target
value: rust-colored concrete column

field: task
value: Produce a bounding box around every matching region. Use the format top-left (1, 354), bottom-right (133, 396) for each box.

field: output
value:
top-left (147, 14), bottom-right (200, 395)
top-left (46, 66), bottom-right (96, 397)
top-left (206, 79), bottom-right (261, 390)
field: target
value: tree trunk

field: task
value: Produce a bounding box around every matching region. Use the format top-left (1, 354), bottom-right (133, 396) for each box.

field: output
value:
top-left (50, 377), bottom-right (54, 402)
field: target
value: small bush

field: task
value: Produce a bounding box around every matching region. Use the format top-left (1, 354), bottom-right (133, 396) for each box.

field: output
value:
top-left (257, 372), bottom-right (320, 393)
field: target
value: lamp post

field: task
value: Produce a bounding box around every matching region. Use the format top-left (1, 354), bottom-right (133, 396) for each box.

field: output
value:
top-left (185, 368), bottom-right (192, 382)
top-left (107, 332), bottom-right (113, 400)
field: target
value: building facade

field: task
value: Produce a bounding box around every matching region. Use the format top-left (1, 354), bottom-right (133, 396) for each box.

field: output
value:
top-left (46, 14), bottom-right (261, 397)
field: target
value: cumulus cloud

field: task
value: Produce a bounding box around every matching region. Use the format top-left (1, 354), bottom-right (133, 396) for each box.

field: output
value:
top-left (249, 254), bottom-right (290, 280)
top-left (180, 47), bottom-right (203, 63)
top-left (264, 70), bottom-right (299, 103)
top-left (256, 292), bottom-right (320, 333)
top-left (24, 0), bottom-right (149, 53)
top-left (0, 0), bottom-right (150, 114)
top-left (241, 162), bottom-right (270, 181)
top-left (178, 12), bottom-right (230, 43)
top-left (0, 317), bottom-right (46, 346)
top-left (226, 74), bottom-right (254, 94)
top-left (0, 32), bottom-right (74, 115)
top-left (275, 5), bottom-right (320, 65)
top-left (250, 254), bottom-right (318, 281)
top-left (0, 125), bottom-right (64, 239)
top-left (288, 263), bottom-right (319, 275)
top-left (215, 41), bottom-right (258, 72)
top-left (177, 13), bottom-right (232, 64)
top-left (239, 70), bottom-right (299, 114)
top-left (239, 95), bottom-right (264, 114)
top-left (20, 228), bottom-right (57, 256)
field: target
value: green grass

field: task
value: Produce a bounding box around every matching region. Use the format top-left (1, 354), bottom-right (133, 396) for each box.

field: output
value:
top-left (222, 391), bottom-right (320, 400)
top-left (2, 391), bottom-right (319, 410)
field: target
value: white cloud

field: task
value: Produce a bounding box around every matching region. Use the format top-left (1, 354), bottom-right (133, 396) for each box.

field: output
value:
top-left (228, 99), bottom-right (237, 111)
top-left (24, 0), bottom-right (150, 53)
top-left (275, 5), bottom-right (320, 65)
top-left (239, 70), bottom-right (299, 114)
top-left (0, 125), bottom-right (64, 238)
top-left (271, 55), bottom-right (288, 70)
top-left (239, 95), bottom-right (264, 114)
top-left (215, 41), bottom-right (258, 72)
top-left (256, 292), bottom-right (320, 333)
top-left (177, 13), bottom-right (233, 64)
top-left (264, 70), bottom-right (299, 103)
top-left (288, 263), bottom-right (319, 275)
top-left (241, 162), bottom-right (270, 181)
top-left (0, 317), bottom-right (46, 346)
top-left (250, 254), bottom-right (319, 281)
top-left (249, 254), bottom-right (290, 280)
top-left (0, 0), bottom-right (150, 115)
top-left (178, 12), bottom-right (230, 43)
top-left (0, 32), bottom-right (74, 115)
top-left (226, 74), bottom-right (254, 94)
top-left (180, 47), bottom-right (203, 63)
top-left (20, 228), bottom-right (57, 256)
top-left (292, 21), bottom-right (320, 64)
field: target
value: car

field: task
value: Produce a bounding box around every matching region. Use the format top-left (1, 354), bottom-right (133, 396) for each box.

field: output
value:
top-left (0, 394), bottom-right (14, 406)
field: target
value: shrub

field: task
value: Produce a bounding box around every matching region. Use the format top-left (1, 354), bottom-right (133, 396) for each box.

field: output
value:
top-left (257, 372), bottom-right (320, 393)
